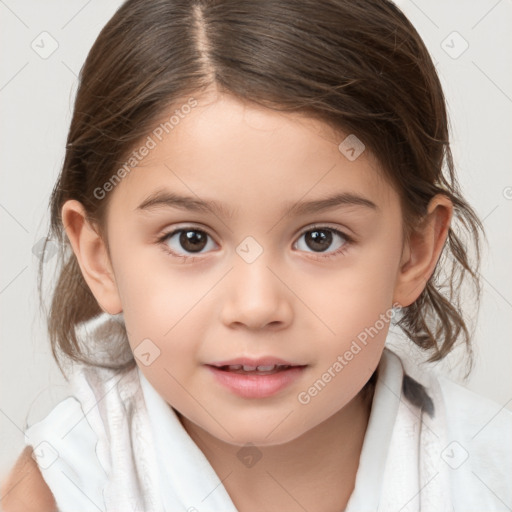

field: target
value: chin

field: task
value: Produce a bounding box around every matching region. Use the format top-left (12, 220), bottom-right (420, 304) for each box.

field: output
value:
top-left (202, 412), bottom-right (316, 447)
top-left (221, 428), bottom-right (306, 448)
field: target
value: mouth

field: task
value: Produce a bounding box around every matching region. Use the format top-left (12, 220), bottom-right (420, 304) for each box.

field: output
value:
top-left (208, 356), bottom-right (306, 374)
top-left (211, 363), bottom-right (301, 375)
top-left (205, 358), bottom-right (308, 398)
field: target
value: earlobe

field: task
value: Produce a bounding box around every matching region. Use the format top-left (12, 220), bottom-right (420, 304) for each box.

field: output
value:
top-left (61, 200), bottom-right (123, 315)
top-left (393, 195), bottom-right (453, 307)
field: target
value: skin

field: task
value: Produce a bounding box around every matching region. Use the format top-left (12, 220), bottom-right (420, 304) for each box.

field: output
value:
top-left (61, 88), bottom-right (452, 512)
top-left (1, 447), bottom-right (57, 511)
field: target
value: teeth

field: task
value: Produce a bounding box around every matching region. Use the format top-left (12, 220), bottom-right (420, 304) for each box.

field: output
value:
top-left (220, 364), bottom-right (292, 372)
top-left (256, 365), bottom-right (276, 371)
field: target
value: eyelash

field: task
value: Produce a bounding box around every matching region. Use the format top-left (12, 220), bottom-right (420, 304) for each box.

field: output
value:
top-left (157, 225), bottom-right (353, 263)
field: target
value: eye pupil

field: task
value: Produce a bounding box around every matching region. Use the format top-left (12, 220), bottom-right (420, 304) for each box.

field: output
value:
top-left (306, 230), bottom-right (332, 252)
top-left (168, 227), bottom-right (344, 259)
top-left (180, 230), bottom-right (207, 252)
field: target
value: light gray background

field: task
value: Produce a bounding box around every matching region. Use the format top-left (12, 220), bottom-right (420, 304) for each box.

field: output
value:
top-left (1, 0), bottom-right (511, 482)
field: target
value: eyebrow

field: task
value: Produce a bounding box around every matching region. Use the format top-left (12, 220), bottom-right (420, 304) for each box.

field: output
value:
top-left (136, 189), bottom-right (378, 218)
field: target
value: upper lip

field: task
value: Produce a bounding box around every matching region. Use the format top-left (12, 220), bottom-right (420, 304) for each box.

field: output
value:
top-left (208, 357), bottom-right (304, 368)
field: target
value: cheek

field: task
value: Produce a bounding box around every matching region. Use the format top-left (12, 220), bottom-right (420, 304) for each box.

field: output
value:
top-left (297, 231), bottom-right (402, 405)
top-left (114, 254), bottom-right (207, 407)
top-left (311, 230), bottom-right (402, 342)
top-left (113, 242), bottom-right (199, 324)
top-left (110, 245), bottom-right (210, 365)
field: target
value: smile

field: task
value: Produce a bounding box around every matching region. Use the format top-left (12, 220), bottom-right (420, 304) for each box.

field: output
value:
top-left (217, 364), bottom-right (293, 374)
top-left (205, 364), bottom-right (307, 398)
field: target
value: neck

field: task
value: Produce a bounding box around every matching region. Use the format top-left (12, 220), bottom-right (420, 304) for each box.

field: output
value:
top-left (178, 385), bottom-right (374, 512)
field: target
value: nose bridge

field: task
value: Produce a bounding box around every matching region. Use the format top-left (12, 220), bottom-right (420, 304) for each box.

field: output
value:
top-left (220, 240), bottom-right (292, 329)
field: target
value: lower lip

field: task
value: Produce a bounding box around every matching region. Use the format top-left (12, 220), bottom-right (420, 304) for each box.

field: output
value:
top-left (206, 365), bottom-right (306, 398)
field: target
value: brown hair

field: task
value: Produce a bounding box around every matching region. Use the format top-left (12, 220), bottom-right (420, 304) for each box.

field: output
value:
top-left (39, 0), bottom-right (483, 377)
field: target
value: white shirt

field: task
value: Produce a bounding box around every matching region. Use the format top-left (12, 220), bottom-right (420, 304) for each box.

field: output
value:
top-left (24, 330), bottom-right (512, 511)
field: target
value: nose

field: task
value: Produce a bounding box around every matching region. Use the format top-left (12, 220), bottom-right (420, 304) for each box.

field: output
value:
top-left (220, 256), bottom-right (293, 331)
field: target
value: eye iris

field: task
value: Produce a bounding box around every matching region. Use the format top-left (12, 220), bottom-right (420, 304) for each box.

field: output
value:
top-left (180, 230), bottom-right (207, 252)
top-left (306, 230), bottom-right (332, 252)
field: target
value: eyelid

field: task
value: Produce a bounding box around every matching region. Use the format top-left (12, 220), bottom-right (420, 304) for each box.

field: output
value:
top-left (293, 224), bottom-right (352, 257)
top-left (297, 222), bottom-right (351, 236)
top-left (158, 222), bottom-right (352, 243)
top-left (158, 223), bottom-right (217, 242)
top-left (157, 222), bottom-right (355, 261)
top-left (157, 225), bottom-right (218, 262)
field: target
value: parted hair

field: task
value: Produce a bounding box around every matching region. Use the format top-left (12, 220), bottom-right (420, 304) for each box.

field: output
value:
top-left (39, 0), bottom-right (483, 376)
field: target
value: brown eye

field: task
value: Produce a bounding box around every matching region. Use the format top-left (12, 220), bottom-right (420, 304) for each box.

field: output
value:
top-left (179, 230), bottom-right (208, 252)
top-left (295, 226), bottom-right (349, 256)
top-left (161, 227), bottom-right (216, 257)
top-left (304, 229), bottom-right (333, 252)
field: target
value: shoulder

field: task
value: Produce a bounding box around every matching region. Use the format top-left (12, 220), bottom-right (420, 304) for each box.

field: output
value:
top-left (20, 364), bottom-right (142, 511)
top-left (398, 358), bottom-right (512, 442)
top-left (433, 375), bottom-right (512, 441)
top-left (22, 394), bottom-right (110, 511)
top-left (425, 373), bottom-right (512, 507)
top-left (1, 446), bottom-right (56, 512)
top-left (434, 376), bottom-right (512, 462)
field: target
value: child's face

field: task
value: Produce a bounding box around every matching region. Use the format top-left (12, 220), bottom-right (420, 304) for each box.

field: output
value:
top-left (97, 91), bottom-right (407, 445)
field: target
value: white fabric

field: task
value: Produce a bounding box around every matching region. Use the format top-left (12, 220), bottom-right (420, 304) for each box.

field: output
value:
top-left (24, 318), bottom-right (512, 511)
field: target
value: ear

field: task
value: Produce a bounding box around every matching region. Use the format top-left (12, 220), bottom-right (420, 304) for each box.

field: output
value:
top-left (393, 194), bottom-right (453, 307)
top-left (61, 199), bottom-right (123, 315)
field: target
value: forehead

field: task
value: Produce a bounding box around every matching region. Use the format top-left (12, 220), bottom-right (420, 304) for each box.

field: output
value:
top-left (106, 91), bottom-right (397, 217)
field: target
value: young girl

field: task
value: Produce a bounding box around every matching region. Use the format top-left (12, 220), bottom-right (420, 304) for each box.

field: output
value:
top-left (3, 0), bottom-right (511, 510)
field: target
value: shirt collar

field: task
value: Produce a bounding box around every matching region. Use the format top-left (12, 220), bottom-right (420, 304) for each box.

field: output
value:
top-left (138, 348), bottom-right (404, 512)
